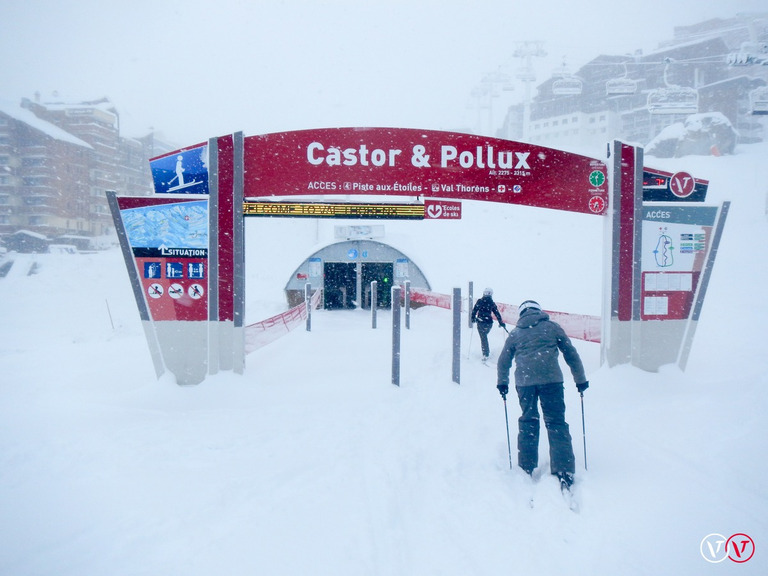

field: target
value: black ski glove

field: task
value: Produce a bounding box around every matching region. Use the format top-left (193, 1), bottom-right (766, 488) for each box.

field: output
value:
top-left (497, 383), bottom-right (508, 398)
top-left (577, 381), bottom-right (589, 394)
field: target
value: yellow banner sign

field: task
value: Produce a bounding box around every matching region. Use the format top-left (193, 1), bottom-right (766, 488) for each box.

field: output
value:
top-left (243, 202), bottom-right (424, 219)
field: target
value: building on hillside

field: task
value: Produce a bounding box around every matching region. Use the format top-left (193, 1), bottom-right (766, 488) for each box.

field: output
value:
top-left (20, 96), bottom-right (152, 237)
top-left (500, 13), bottom-right (768, 151)
top-left (0, 102), bottom-right (93, 240)
top-left (0, 96), bottom-right (163, 249)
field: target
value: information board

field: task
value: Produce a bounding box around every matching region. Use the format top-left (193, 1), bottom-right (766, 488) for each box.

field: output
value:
top-left (640, 205), bottom-right (718, 320)
top-left (115, 196), bottom-right (209, 322)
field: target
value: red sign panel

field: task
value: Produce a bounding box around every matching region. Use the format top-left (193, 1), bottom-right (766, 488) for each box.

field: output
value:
top-left (134, 256), bottom-right (207, 321)
top-left (243, 128), bottom-right (607, 215)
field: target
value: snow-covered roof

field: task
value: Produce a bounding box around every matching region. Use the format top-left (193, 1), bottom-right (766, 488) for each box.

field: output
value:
top-left (11, 229), bottom-right (48, 240)
top-left (40, 98), bottom-right (118, 126)
top-left (0, 99), bottom-right (92, 149)
top-left (646, 35), bottom-right (727, 59)
top-left (41, 98), bottom-right (116, 113)
top-left (700, 74), bottom-right (765, 90)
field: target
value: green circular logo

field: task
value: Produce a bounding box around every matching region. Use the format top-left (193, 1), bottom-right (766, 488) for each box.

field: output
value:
top-left (589, 170), bottom-right (605, 187)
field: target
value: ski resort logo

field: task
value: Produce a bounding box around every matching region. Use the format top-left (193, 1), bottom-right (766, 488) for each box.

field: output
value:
top-left (670, 171), bottom-right (695, 198)
top-left (700, 533), bottom-right (755, 563)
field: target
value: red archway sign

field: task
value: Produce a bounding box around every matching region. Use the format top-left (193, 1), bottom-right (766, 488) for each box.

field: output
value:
top-left (243, 128), bottom-right (608, 215)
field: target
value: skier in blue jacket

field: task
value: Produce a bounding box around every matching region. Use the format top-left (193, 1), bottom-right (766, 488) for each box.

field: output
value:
top-left (496, 300), bottom-right (589, 491)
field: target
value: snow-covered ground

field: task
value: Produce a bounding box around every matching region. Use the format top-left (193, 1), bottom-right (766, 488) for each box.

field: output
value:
top-left (1, 141), bottom-right (766, 575)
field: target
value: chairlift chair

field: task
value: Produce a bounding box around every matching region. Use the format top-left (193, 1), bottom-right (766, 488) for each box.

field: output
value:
top-left (647, 87), bottom-right (699, 115)
top-left (606, 77), bottom-right (637, 96)
top-left (647, 59), bottom-right (698, 115)
top-left (727, 42), bottom-right (768, 66)
top-left (550, 57), bottom-right (582, 96)
top-left (605, 62), bottom-right (637, 96)
top-left (552, 77), bottom-right (583, 96)
top-left (749, 86), bottom-right (768, 115)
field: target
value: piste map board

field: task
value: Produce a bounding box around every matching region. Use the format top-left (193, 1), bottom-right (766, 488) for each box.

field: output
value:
top-left (242, 128), bottom-right (609, 216)
top-left (115, 196), bottom-right (208, 322)
top-left (639, 205), bottom-right (719, 320)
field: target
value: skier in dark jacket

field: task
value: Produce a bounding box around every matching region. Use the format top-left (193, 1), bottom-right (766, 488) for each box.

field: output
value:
top-left (496, 300), bottom-right (589, 491)
top-left (471, 288), bottom-right (505, 361)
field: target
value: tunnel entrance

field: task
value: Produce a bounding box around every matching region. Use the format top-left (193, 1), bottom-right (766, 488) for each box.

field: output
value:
top-left (323, 262), bottom-right (357, 310)
top-left (284, 240), bottom-right (430, 310)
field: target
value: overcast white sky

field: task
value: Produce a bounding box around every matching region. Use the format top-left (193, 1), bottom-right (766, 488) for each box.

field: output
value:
top-left (2, 0), bottom-right (766, 146)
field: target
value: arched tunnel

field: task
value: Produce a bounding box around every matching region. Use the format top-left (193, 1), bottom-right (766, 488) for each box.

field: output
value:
top-left (284, 240), bottom-right (430, 309)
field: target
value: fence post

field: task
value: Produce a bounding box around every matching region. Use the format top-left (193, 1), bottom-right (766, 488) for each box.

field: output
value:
top-left (305, 283), bottom-right (312, 331)
top-left (371, 280), bottom-right (378, 329)
top-left (452, 287), bottom-right (461, 384)
top-left (404, 280), bottom-right (411, 330)
top-left (392, 285), bottom-right (402, 387)
top-left (467, 281), bottom-right (474, 328)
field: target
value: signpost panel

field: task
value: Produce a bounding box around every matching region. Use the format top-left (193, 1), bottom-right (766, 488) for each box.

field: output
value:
top-left (107, 193), bottom-right (210, 385)
top-left (150, 142), bottom-right (210, 195)
top-left (603, 140), bottom-right (729, 372)
top-left (633, 203), bottom-right (728, 370)
top-left (604, 141), bottom-right (643, 367)
top-left (243, 128), bottom-right (609, 216)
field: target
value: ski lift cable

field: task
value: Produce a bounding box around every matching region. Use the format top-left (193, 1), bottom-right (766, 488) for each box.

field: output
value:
top-left (578, 55), bottom-right (731, 68)
top-left (660, 21), bottom-right (764, 44)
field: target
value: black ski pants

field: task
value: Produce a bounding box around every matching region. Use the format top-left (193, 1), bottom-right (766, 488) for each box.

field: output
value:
top-left (516, 382), bottom-right (575, 476)
top-left (476, 321), bottom-right (493, 357)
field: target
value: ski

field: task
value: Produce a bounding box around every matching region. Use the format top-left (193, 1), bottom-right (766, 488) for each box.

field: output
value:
top-left (523, 470), bottom-right (580, 512)
top-left (524, 469), bottom-right (539, 509)
top-left (560, 484), bottom-right (580, 513)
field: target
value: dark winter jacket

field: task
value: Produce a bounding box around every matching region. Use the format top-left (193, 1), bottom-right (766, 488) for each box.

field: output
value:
top-left (497, 308), bottom-right (587, 388)
top-left (471, 296), bottom-right (503, 325)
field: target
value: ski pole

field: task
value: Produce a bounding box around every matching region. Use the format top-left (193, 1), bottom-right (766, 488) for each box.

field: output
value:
top-left (580, 392), bottom-right (588, 471)
top-left (467, 324), bottom-right (474, 359)
top-left (503, 395), bottom-right (513, 470)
